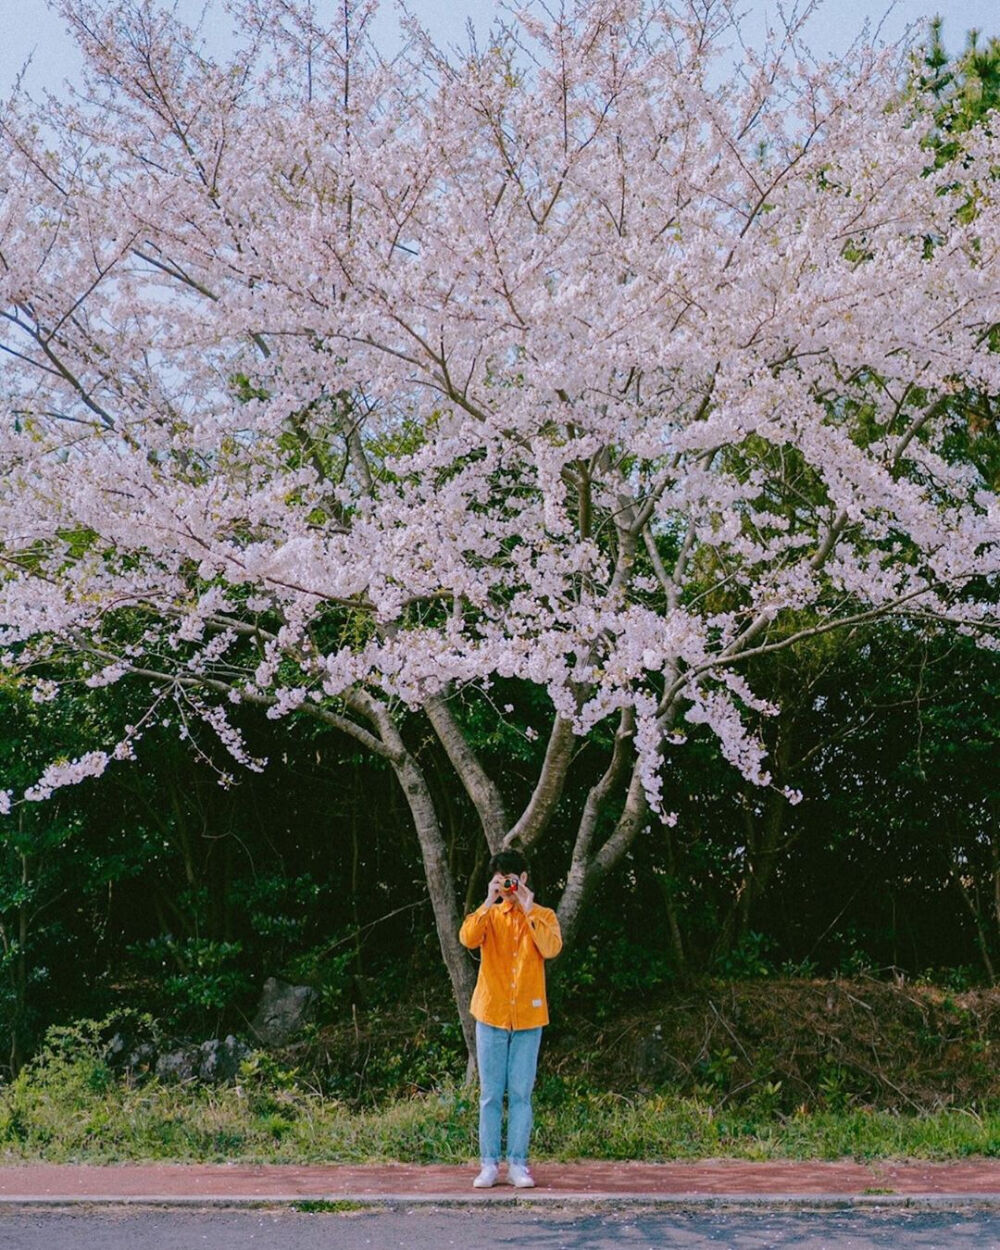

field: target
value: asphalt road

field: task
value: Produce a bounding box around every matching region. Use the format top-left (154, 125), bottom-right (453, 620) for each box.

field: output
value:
top-left (0, 1205), bottom-right (999, 1249)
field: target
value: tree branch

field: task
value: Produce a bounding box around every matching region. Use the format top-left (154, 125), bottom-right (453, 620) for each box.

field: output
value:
top-left (424, 689), bottom-right (509, 852)
top-left (505, 715), bottom-right (576, 852)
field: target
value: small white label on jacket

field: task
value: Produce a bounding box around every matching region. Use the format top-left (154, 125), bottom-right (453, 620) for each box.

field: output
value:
top-left (532, 999), bottom-right (542, 1008)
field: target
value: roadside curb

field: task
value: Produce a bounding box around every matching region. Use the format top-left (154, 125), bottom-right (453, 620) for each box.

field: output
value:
top-left (3, 1192), bottom-right (1000, 1211)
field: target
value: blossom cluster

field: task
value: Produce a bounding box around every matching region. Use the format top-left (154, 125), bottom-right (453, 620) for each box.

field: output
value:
top-left (0, 0), bottom-right (996, 822)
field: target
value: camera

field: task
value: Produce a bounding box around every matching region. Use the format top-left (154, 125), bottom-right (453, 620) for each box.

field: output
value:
top-left (501, 877), bottom-right (519, 893)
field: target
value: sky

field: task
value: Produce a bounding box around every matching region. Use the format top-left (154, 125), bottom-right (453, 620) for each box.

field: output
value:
top-left (0, 0), bottom-right (996, 96)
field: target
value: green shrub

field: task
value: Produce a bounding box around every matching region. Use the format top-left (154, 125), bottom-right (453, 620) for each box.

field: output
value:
top-left (127, 938), bottom-right (251, 1032)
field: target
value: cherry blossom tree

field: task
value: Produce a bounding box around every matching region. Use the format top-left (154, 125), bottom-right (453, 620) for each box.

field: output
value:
top-left (0, 0), bottom-right (998, 1058)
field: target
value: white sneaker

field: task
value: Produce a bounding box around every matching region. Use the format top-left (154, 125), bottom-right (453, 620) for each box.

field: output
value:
top-left (508, 1163), bottom-right (535, 1188)
top-left (473, 1163), bottom-right (499, 1188)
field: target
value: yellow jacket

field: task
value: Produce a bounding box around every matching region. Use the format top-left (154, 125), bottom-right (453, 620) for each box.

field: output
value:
top-left (459, 898), bottom-right (562, 1030)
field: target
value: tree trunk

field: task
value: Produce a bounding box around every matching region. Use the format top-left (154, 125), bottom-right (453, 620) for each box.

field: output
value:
top-left (392, 752), bottom-right (478, 1070)
top-left (348, 694), bottom-right (479, 1068)
top-left (558, 763), bottom-right (649, 948)
top-left (951, 864), bottom-right (997, 985)
top-left (659, 823), bottom-right (688, 976)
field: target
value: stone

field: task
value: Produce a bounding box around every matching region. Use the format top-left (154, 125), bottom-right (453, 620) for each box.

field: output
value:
top-left (125, 1041), bottom-right (157, 1076)
top-left (154, 1045), bottom-right (198, 1082)
top-left (250, 977), bottom-right (316, 1046)
top-left (197, 1035), bottom-right (250, 1082)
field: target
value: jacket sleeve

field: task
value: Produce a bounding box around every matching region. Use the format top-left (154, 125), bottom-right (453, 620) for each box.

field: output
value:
top-left (526, 906), bottom-right (563, 959)
top-left (459, 903), bottom-right (492, 949)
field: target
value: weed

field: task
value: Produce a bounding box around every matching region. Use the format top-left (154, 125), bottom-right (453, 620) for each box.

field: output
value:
top-left (294, 1200), bottom-right (369, 1213)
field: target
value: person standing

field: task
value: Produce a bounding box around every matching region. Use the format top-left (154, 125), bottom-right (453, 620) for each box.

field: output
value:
top-left (459, 849), bottom-right (563, 1189)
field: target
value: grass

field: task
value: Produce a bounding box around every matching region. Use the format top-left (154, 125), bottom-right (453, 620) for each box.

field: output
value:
top-left (536, 1094), bottom-right (1000, 1162)
top-left (2, 1053), bottom-right (1000, 1165)
top-left (3, 1002), bottom-right (1000, 1166)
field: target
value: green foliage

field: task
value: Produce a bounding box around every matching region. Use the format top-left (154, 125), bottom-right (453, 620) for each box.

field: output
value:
top-left (128, 937), bottom-right (252, 1028)
top-left (713, 932), bottom-right (777, 980)
top-left (234, 874), bottom-right (321, 948)
top-left (284, 941), bottom-right (357, 1014)
top-left (553, 932), bottom-right (675, 1021)
top-left (0, 613), bottom-right (997, 1078)
top-left (691, 1047), bottom-right (738, 1100)
top-left (317, 1008), bottom-right (468, 1105)
top-left (8, 1021), bottom-right (1000, 1165)
top-left (919, 18), bottom-right (1000, 145)
top-left (913, 18), bottom-right (1000, 231)
top-left (8, 981), bottom-right (1000, 1165)
top-left (0, 676), bottom-right (159, 1072)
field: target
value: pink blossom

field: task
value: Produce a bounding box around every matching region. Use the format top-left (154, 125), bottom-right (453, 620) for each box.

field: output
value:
top-left (0, 0), bottom-right (995, 832)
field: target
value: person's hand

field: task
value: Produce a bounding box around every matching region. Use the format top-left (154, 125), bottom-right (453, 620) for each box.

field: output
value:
top-left (513, 876), bottom-right (534, 914)
top-left (485, 874), bottom-right (504, 907)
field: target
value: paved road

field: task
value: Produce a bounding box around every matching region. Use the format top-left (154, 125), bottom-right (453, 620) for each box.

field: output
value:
top-left (1, 1205), bottom-right (999, 1249)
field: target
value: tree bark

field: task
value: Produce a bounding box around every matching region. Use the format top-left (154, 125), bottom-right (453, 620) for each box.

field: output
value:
top-left (425, 692), bottom-right (508, 852)
top-left (506, 716), bottom-right (576, 851)
top-left (393, 750), bottom-right (478, 1066)
top-left (558, 760), bottom-right (649, 948)
top-left (348, 693), bottom-right (479, 1066)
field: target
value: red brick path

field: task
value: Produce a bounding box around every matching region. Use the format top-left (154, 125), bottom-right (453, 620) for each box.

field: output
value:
top-left (1, 1159), bottom-right (1000, 1202)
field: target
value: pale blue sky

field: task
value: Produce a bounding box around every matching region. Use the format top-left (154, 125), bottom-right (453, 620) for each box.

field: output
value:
top-left (0, 0), bottom-right (995, 95)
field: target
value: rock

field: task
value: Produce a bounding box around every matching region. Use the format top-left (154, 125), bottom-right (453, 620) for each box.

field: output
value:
top-left (250, 977), bottom-right (316, 1046)
top-left (154, 1045), bottom-right (198, 1082)
top-left (126, 1041), bottom-right (157, 1076)
top-left (198, 1035), bottom-right (250, 1082)
top-left (152, 1036), bottom-right (251, 1083)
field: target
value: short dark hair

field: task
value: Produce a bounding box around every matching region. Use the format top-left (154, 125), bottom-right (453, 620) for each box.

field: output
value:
top-left (488, 848), bottom-right (529, 878)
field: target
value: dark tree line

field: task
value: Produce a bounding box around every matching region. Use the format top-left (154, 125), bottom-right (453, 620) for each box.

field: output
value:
top-left (0, 622), bottom-right (996, 1076)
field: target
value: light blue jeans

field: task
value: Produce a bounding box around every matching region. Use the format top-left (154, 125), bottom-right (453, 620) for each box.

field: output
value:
top-left (476, 1021), bottom-right (543, 1166)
